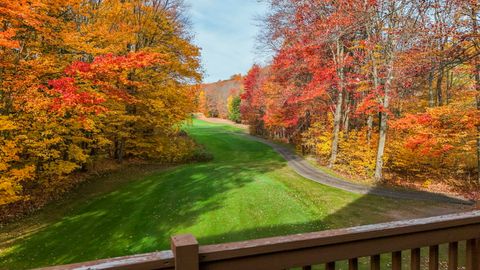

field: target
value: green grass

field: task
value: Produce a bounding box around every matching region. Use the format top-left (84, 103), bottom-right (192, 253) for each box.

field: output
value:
top-left (0, 119), bottom-right (463, 269)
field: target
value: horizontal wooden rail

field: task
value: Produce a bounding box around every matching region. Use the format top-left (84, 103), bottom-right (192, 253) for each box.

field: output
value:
top-left (37, 211), bottom-right (480, 270)
top-left (36, 251), bottom-right (175, 270)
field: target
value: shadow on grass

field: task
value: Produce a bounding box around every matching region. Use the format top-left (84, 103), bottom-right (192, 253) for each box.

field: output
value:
top-left (196, 185), bottom-right (469, 270)
top-left (0, 173), bottom-right (467, 270)
top-left (0, 160), bottom-right (286, 269)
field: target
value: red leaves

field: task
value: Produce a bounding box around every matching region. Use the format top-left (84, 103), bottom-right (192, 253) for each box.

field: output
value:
top-left (48, 77), bottom-right (106, 115)
top-left (65, 61), bottom-right (91, 76)
top-left (63, 52), bottom-right (162, 102)
top-left (48, 51), bottom-right (161, 116)
top-left (66, 52), bottom-right (162, 78)
top-left (404, 134), bottom-right (453, 157)
top-left (240, 65), bottom-right (264, 118)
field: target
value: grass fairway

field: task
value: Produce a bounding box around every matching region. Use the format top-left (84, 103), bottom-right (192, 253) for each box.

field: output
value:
top-left (0, 120), bottom-right (464, 269)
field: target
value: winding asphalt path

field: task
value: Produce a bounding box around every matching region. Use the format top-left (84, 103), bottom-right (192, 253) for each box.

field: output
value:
top-left (241, 133), bottom-right (474, 206)
top-left (199, 116), bottom-right (474, 205)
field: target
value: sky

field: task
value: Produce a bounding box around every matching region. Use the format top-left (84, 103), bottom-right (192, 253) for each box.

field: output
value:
top-left (187, 0), bottom-right (268, 83)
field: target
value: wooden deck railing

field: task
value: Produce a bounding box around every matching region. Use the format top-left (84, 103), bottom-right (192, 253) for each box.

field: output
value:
top-left (38, 211), bottom-right (480, 270)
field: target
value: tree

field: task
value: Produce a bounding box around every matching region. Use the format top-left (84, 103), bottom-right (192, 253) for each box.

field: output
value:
top-left (198, 90), bottom-right (209, 116)
top-left (227, 95), bottom-right (242, 123)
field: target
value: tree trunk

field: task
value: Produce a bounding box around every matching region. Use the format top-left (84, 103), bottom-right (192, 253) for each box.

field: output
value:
top-left (114, 139), bottom-right (125, 162)
top-left (476, 63), bottom-right (480, 184)
top-left (343, 91), bottom-right (351, 140)
top-left (436, 67), bottom-right (444, 106)
top-left (446, 70), bottom-right (452, 105)
top-left (428, 71), bottom-right (435, 107)
top-left (329, 40), bottom-right (345, 168)
top-left (374, 45), bottom-right (395, 182)
top-left (330, 88), bottom-right (344, 168)
top-left (365, 10), bottom-right (379, 145)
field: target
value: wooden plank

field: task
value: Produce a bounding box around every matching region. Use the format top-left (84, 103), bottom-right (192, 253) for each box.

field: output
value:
top-left (35, 251), bottom-right (175, 270)
top-left (392, 251), bottom-right (402, 270)
top-left (326, 262), bottom-right (335, 270)
top-left (429, 245), bottom-right (439, 270)
top-left (171, 234), bottom-right (199, 270)
top-left (466, 239), bottom-right (478, 270)
top-left (348, 258), bottom-right (358, 270)
top-left (411, 248), bottom-right (421, 270)
top-left (370, 255), bottom-right (380, 270)
top-left (448, 242), bottom-right (458, 270)
top-left (200, 224), bottom-right (480, 270)
top-left (200, 211), bottom-right (480, 262)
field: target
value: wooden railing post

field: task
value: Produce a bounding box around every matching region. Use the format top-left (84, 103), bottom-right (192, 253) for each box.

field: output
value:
top-left (392, 251), bottom-right (402, 270)
top-left (411, 248), bottom-right (421, 270)
top-left (449, 242), bottom-right (459, 270)
top-left (429, 245), bottom-right (439, 270)
top-left (466, 239), bottom-right (480, 270)
top-left (171, 234), bottom-right (199, 270)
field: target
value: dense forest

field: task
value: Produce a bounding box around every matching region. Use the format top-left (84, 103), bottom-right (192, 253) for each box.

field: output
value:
top-left (0, 0), bottom-right (201, 218)
top-left (225, 0), bottom-right (479, 196)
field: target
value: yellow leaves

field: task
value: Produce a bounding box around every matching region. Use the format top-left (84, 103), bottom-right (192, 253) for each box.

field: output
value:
top-left (0, 140), bottom-right (20, 166)
top-left (0, 165), bottom-right (35, 205)
top-left (198, 90), bottom-right (208, 116)
top-left (44, 161), bottom-right (79, 175)
top-left (0, 116), bottom-right (17, 131)
top-left (302, 121), bottom-right (377, 178)
top-left (10, 165), bottom-right (36, 182)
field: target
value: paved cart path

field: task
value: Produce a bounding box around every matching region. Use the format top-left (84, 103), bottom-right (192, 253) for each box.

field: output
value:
top-left (200, 116), bottom-right (474, 205)
top-left (245, 134), bottom-right (473, 205)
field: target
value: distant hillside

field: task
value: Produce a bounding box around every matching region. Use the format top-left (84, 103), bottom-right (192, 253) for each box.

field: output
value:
top-left (201, 75), bottom-right (243, 118)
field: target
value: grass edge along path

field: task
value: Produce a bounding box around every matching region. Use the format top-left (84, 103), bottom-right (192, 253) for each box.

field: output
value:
top-left (200, 116), bottom-right (473, 205)
top-left (0, 119), bottom-right (470, 269)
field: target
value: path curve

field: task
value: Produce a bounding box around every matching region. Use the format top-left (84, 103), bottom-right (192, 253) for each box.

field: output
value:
top-left (199, 116), bottom-right (474, 205)
top-left (244, 134), bottom-right (473, 205)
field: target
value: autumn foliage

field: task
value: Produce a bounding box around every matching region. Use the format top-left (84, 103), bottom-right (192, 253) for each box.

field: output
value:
top-left (0, 0), bottom-right (201, 217)
top-left (241, 0), bottom-right (479, 194)
top-left (199, 75), bottom-right (243, 118)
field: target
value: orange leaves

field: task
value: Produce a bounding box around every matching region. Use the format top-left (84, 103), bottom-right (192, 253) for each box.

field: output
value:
top-left (0, 29), bottom-right (20, 49)
top-left (391, 106), bottom-right (477, 158)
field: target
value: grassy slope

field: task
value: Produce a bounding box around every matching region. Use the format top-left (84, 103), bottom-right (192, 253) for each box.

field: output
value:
top-left (0, 120), bottom-right (464, 269)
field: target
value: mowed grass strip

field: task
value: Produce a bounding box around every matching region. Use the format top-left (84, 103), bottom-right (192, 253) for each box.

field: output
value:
top-left (0, 119), bottom-right (464, 269)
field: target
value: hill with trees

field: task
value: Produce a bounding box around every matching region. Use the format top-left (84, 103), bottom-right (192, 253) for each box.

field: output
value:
top-left (198, 74), bottom-right (243, 121)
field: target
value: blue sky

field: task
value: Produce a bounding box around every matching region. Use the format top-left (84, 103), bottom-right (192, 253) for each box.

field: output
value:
top-left (187, 0), bottom-right (268, 83)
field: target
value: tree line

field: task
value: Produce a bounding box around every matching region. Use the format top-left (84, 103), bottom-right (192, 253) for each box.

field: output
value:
top-left (240, 0), bottom-right (479, 194)
top-left (198, 74), bottom-right (243, 121)
top-left (0, 0), bottom-right (201, 217)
